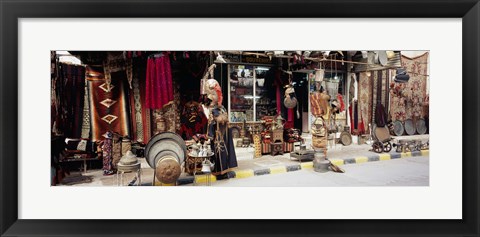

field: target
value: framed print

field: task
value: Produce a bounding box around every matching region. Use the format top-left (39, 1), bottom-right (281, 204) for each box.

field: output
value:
top-left (1, 0), bottom-right (479, 236)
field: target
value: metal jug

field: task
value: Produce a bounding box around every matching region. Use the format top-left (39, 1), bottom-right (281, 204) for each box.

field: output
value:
top-left (201, 159), bottom-right (214, 173)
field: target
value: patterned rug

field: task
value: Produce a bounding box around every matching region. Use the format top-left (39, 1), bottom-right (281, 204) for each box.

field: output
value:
top-left (358, 72), bottom-right (372, 133)
top-left (87, 66), bottom-right (131, 141)
top-left (358, 69), bottom-right (392, 133)
top-left (390, 52), bottom-right (429, 121)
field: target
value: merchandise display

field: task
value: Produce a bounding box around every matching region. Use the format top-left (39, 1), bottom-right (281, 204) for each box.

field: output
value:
top-left (50, 50), bottom-right (429, 187)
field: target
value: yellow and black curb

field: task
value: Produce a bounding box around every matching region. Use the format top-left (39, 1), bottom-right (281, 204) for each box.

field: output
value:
top-left (176, 150), bottom-right (429, 185)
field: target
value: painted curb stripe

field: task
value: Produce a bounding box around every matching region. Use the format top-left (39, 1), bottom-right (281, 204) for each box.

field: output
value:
top-left (367, 155), bottom-right (380, 162)
top-left (330, 159), bottom-right (344, 166)
top-left (155, 182), bottom-right (176, 186)
top-left (226, 171), bottom-right (236, 179)
top-left (269, 166), bottom-right (287, 174)
top-left (344, 158), bottom-right (356, 164)
top-left (173, 149), bottom-right (431, 185)
top-left (411, 151), bottom-right (422, 157)
top-left (234, 169), bottom-right (254, 179)
top-left (254, 168), bottom-right (271, 176)
top-left (286, 164), bottom-right (302, 172)
top-left (300, 162), bottom-right (313, 169)
top-left (355, 156), bottom-right (369, 163)
top-left (378, 153), bottom-right (391, 161)
top-left (195, 174), bottom-right (217, 183)
top-left (390, 153), bottom-right (401, 159)
top-left (177, 177), bottom-right (195, 185)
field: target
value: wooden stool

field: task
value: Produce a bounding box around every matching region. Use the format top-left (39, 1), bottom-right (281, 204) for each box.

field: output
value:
top-left (270, 142), bottom-right (283, 156)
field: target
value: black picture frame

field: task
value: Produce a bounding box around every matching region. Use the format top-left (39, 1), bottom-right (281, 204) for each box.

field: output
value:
top-left (1, 0), bottom-right (479, 236)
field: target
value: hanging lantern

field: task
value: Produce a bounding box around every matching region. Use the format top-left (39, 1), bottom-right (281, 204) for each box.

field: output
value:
top-left (315, 68), bottom-right (325, 82)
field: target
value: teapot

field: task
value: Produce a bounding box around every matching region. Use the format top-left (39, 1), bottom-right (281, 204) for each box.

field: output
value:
top-left (188, 144), bottom-right (199, 157)
top-left (201, 159), bottom-right (215, 173)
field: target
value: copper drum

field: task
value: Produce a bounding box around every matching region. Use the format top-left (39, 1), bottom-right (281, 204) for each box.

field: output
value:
top-left (155, 156), bottom-right (181, 184)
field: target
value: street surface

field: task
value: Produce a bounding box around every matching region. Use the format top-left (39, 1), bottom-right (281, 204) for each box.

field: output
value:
top-left (209, 156), bottom-right (429, 187)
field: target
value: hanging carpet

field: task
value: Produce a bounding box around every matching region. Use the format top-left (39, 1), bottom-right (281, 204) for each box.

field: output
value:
top-left (87, 66), bottom-right (131, 142)
top-left (128, 60), bottom-right (152, 144)
top-left (389, 52), bottom-right (428, 121)
top-left (358, 72), bottom-right (372, 134)
top-left (54, 63), bottom-right (86, 138)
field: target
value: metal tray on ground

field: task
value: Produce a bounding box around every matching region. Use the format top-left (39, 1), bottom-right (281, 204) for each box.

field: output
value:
top-left (290, 150), bottom-right (315, 161)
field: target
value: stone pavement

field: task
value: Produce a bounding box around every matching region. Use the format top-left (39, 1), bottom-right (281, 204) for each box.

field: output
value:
top-left (175, 133), bottom-right (430, 185)
top-left (60, 134), bottom-right (429, 186)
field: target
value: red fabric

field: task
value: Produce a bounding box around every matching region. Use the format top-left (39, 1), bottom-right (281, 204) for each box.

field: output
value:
top-left (213, 83), bottom-right (223, 106)
top-left (146, 56), bottom-right (173, 109)
top-left (358, 114), bottom-right (366, 135)
top-left (285, 108), bottom-right (294, 129)
top-left (337, 94), bottom-right (345, 112)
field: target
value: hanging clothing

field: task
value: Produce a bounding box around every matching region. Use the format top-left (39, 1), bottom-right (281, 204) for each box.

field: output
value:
top-left (349, 100), bottom-right (360, 134)
top-left (146, 55), bottom-right (173, 109)
top-left (55, 63), bottom-right (86, 138)
top-left (336, 93), bottom-right (345, 112)
top-left (208, 106), bottom-right (237, 175)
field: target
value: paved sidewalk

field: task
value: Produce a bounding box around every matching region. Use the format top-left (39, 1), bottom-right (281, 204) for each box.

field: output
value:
top-left (175, 133), bottom-right (430, 185)
top-left (61, 134), bottom-right (429, 186)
